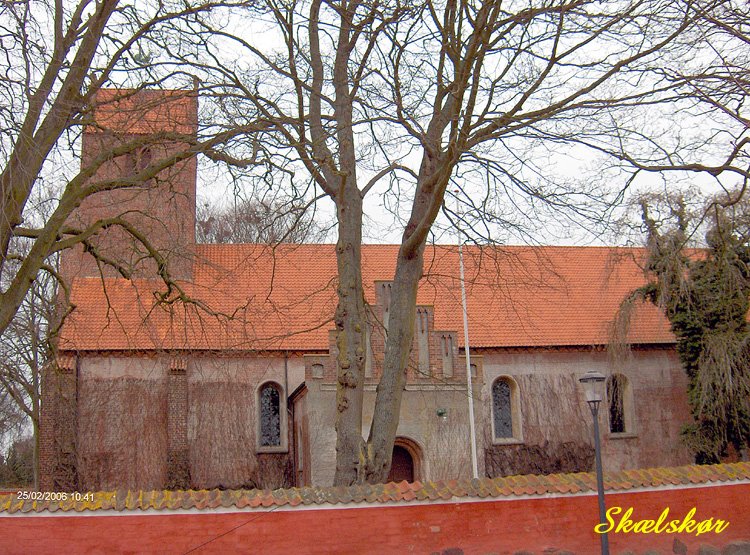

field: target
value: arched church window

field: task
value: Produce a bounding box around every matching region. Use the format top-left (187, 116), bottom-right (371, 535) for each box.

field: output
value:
top-left (259, 382), bottom-right (282, 447)
top-left (416, 308), bottom-right (430, 377)
top-left (120, 146), bottom-right (153, 177)
top-left (441, 334), bottom-right (454, 377)
top-left (491, 376), bottom-right (522, 443)
top-left (311, 363), bottom-right (324, 379)
top-left (492, 378), bottom-right (513, 439)
top-left (137, 146), bottom-right (152, 171)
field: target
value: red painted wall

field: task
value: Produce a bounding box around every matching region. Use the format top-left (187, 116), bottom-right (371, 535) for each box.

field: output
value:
top-left (2, 484), bottom-right (748, 554)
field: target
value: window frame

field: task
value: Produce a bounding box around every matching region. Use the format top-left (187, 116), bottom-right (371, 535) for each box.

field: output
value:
top-left (255, 381), bottom-right (289, 453)
top-left (606, 373), bottom-right (636, 438)
top-left (490, 375), bottom-right (523, 445)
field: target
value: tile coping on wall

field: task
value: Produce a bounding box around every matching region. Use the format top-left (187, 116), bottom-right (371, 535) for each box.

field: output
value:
top-left (2, 461), bottom-right (748, 515)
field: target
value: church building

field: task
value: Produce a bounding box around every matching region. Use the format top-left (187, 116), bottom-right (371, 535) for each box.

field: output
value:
top-left (40, 89), bottom-right (692, 492)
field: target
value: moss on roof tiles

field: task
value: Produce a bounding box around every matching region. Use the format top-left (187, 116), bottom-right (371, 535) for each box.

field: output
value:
top-left (4, 462), bottom-right (749, 515)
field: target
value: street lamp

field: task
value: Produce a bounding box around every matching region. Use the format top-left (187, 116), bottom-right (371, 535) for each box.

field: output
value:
top-left (579, 370), bottom-right (609, 555)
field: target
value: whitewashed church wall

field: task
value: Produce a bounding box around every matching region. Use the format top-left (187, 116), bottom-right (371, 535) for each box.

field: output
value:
top-left (480, 348), bottom-right (693, 474)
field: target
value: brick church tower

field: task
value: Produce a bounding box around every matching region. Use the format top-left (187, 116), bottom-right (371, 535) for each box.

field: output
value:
top-left (42, 88), bottom-right (198, 491)
top-left (61, 88), bottom-right (198, 283)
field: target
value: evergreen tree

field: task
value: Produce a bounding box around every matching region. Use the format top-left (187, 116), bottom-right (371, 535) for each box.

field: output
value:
top-left (637, 196), bottom-right (750, 463)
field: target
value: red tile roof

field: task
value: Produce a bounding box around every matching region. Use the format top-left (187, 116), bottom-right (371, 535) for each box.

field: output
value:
top-left (3, 462), bottom-right (748, 514)
top-left (86, 88), bottom-right (197, 135)
top-left (59, 244), bottom-right (674, 352)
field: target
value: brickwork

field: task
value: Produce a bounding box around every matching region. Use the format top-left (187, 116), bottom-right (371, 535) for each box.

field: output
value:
top-left (39, 357), bottom-right (78, 491)
top-left (481, 347), bottom-right (693, 475)
top-left (185, 355), bottom-right (294, 490)
top-left (3, 482), bottom-right (749, 554)
top-left (60, 89), bottom-right (198, 284)
top-left (42, 353), bottom-right (299, 491)
top-left (310, 286), bottom-right (481, 388)
top-left (166, 357), bottom-right (189, 489)
top-left (46, 88), bottom-right (198, 491)
top-left (43, 88), bottom-right (697, 494)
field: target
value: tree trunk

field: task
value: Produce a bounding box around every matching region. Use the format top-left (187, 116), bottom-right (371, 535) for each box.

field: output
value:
top-left (332, 187), bottom-right (367, 486)
top-left (365, 156), bottom-right (449, 483)
top-left (32, 418), bottom-right (40, 490)
top-left (364, 246), bottom-right (425, 483)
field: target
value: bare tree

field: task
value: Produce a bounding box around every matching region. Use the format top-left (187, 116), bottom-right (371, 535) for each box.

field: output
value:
top-left (0, 259), bottom-right (56, 490)
top-left (577, 0), bottom-right (749, 200)
top-left (195, 0), bottom-right (747, 484)
top-left (682, 1), bottom-right (749, 131)
top-left (196, 197), bottom-right (328, 244)
top-left (0, 0), bottom-right (267, 337)
top-left (0, 436), bottom-right (34, 487)
top-left (11, 0), bottom-right (742, 488)
top-left (0, 0), bottom-right (250, 492)
top-left (0, 390), bottom-right (25, 454)
top-left (0, 177), bottom-right (67, 490)
top-left (0, 0), bottom-right (287, 491)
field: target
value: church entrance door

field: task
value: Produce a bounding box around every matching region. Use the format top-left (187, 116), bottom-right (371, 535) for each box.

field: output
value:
top-left (387, 445), bottom-right (414, 483)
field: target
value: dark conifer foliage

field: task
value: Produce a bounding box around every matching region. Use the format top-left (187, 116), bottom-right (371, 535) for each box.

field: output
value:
top-left (630, 195), bottom-right (750, 463)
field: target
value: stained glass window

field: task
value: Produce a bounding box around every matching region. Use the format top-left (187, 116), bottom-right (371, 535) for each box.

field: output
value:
top-left (492, 379), bottom-right (513, 438)
top-left (259, 384), bottom-right (281, 447)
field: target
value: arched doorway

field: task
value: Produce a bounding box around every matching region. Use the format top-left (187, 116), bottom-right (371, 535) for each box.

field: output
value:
top-left (386, 437), bottom-right (422, 483)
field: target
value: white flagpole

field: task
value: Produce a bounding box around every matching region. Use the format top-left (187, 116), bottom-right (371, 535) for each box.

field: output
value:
top-left (457, 195), bottom-right (479, 480)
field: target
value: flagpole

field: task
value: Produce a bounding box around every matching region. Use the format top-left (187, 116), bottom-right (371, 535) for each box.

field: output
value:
top-left (457, 194), bottom-right (479, 479)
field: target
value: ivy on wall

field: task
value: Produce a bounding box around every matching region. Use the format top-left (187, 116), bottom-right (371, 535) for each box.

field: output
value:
top-left (619, 195), bottom-right (750, 463)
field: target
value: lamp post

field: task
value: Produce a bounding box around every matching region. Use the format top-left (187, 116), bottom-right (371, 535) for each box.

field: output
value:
top-left (579, 370), bottom-right (610, 555)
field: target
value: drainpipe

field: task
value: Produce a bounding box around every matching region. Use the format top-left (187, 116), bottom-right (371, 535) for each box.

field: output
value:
top-left (284, 352), bottom-right (289, 400)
